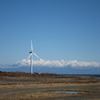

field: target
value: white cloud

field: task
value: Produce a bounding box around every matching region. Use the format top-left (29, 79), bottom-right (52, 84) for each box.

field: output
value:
top-left (16, 59), bottom-right (100, 68)
top-left (0, 59), bottom-right (100, 68)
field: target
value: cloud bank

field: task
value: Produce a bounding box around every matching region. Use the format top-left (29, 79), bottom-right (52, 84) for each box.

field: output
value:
top-left (0, 59), bottom-right (100, 68)
top-left (16, 59), bottom-right (100, 68)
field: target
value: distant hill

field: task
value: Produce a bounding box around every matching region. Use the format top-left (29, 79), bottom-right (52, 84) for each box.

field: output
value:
top-left (0, 65), bottom-right (100, 75)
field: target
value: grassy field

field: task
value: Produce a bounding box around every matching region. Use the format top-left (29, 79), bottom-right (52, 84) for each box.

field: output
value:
top-left (0, 72), bottom-right (100, 100)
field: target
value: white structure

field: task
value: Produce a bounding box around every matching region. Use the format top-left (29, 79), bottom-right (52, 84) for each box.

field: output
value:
top-left (27, 40), bottom-right (39, 74)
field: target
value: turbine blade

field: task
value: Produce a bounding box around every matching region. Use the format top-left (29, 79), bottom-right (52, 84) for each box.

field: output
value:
top-left (33, 52), bottom-right (39, 59)
top-left (31, 40), bottom-right (33, 51)
top-left (27, 53), bottom-right (32, 59)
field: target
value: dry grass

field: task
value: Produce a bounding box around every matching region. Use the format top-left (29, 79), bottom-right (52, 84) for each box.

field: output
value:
top-left (0, 90), bottom-right (81, 100)
top-left (0, 87), bottom-right (95, 100)
top-left (0, 75), bottom-right (99, 90)
top-left (88, 99), bottom-right (100, 100)
top-left (0, 73), bottom-right (100, 100)
top-left (0, 83), bottom-right (67, 90)
top-left (0, 82), bottom-right (100, 90)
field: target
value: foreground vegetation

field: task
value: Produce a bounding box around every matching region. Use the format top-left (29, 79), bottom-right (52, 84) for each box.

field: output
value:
top-left (0, 72), bottom-right (100, 100)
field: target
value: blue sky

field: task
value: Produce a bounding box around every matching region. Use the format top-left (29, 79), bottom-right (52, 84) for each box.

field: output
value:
top-left (0, 0), bottom-right (100, 74)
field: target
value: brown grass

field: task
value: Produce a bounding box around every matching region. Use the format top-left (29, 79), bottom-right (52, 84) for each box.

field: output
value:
top-left (0, 82), bottom-right (100, 90)
top-left (0, 90), bottom-right (81, 100)
top-left (0, 72), bottom-right (100, 100)
top-left (88, 99), bottom-right (100, 100)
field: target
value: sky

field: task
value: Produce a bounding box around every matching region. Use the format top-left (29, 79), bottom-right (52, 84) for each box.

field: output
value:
top-left (0, 0), bottom-right (100, 74)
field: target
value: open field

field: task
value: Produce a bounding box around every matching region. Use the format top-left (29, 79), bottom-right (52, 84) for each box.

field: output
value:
top-left (0, 72), bottom-right (100, 100)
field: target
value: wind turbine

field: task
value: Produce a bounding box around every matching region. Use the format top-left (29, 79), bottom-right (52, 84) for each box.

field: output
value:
top-left (27, 40), bottom-right (39, 74)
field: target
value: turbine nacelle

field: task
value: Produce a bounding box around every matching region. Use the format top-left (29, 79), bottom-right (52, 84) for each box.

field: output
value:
top-left (29, 51), bottom-right (32, 54)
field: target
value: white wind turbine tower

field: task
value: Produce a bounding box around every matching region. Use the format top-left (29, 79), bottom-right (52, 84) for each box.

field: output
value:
top-left (27, 40), bottom-right (39, 74)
